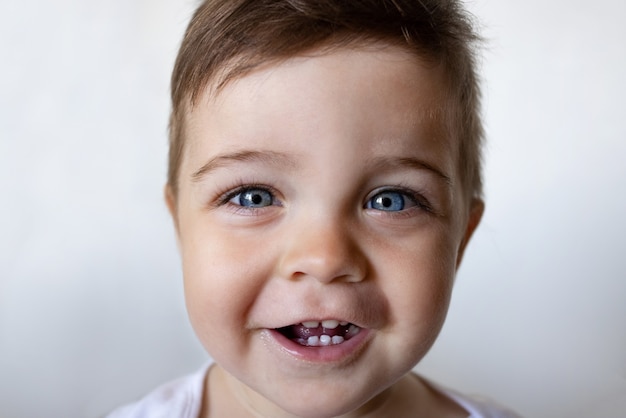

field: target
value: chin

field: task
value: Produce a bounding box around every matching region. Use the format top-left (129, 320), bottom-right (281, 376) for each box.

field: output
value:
top-left (275, 400), bottom-right (364, 418)
top-left (261, 381), bottom-right (382, 418)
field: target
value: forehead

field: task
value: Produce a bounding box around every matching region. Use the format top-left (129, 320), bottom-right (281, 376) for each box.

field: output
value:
top-left (182, 44), bottom-right (456, 176)
top-left (199, 42), bottom-right (448, 107)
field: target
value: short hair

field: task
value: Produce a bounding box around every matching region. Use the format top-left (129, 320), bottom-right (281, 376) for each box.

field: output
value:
top-left (168, 0), bottom-right (484, 201)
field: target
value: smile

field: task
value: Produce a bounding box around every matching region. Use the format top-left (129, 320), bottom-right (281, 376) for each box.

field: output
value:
top-left (276, 320), bottom-right (361, 347)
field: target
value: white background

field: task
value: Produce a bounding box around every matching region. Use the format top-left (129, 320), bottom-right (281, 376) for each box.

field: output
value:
top-left (1, 1), bottom-right (625, 417)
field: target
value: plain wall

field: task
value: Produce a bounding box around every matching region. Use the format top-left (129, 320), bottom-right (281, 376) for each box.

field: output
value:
top-left (1, 1), bottom-right (625, 417)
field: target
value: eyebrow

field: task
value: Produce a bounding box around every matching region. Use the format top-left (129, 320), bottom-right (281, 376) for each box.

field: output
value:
top-left (369, 156), bottom-right (453, 186)
top-left (192, 150), bottom-right (452, 186)
top-left (191, 149), bottom-right (296, 181)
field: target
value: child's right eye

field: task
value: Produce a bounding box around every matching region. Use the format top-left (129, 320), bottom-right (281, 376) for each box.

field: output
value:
top-left (228, 187), bottom-right (276, 208)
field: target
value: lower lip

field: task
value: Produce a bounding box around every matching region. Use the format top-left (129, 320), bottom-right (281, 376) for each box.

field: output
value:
top-left (266, 328), bottom-right (371, 364)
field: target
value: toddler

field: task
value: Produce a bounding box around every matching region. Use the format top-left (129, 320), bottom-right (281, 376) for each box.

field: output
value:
top-left (109, 0), bottom-right (520, 416)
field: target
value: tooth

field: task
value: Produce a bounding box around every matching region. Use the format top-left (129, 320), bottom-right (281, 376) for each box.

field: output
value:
top-left (348, 325), bottom-right (361, 335)
top-left (307, 336), bottom-right (320, 346)
top-left (319, 335), bottom-right (331, 346)
top-left (339, 321), bottom-right (349, 326)
top-left (302, 321), bottom-right (320, 328)
top-left (321, 320), bottom-right (339, 329)
top-left (331, 336), bottom-right (344, 345)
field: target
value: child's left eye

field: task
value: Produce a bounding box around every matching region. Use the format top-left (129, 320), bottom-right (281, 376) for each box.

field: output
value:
top-left (365, 190), bottom-right (417, 212)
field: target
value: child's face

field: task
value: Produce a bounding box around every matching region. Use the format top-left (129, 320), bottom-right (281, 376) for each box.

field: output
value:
top-left (168, 44), bottom-right (482, 417)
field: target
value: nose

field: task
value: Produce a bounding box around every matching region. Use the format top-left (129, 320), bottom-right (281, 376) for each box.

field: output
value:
top-left (277, 216), bottom-right (368, 284)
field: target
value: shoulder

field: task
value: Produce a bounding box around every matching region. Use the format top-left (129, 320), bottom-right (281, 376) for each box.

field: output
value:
top-left (423, 377), bottom-right (522, 418)
top-left (105, 364), bottom-right (210, 418)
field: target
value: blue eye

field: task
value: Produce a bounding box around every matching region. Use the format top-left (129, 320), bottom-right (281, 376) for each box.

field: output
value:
top-left (230, 188), bottom-right (274, 208)
top-left (367, 191), bottom-right (412, 211)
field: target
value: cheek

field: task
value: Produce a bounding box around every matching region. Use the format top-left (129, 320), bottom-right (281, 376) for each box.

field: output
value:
top-left (380, 228), bottom-right (459, 327)
top-left (180, 225), bottom-right (273, 338)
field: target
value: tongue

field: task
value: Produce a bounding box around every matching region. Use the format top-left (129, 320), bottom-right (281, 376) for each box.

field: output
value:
top-left (279, 323), bottom-right (351, 340)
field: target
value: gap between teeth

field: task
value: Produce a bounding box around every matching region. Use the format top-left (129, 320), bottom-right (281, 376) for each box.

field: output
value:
top-left (307, 335), bottom-right (344, 346)
top-left (302, 320), bottom-right (349, 329)
top-left (298, 324), bottom-right (361, 347)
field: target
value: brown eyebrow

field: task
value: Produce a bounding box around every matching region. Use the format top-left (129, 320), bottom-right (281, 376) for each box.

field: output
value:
top-left (368, 156), bottom-right (453, 187)
top-left (191, 150), bottom-right (297, 181)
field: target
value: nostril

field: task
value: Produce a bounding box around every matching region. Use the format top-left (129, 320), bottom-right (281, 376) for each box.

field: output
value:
top-left (277, 222), bottom-right (368, 283)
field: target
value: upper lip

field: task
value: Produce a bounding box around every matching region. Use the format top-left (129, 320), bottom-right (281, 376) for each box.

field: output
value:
top-left (269, 317), bottom-right (367, 330)
top-left (253, 291), bottom-right (387, 331)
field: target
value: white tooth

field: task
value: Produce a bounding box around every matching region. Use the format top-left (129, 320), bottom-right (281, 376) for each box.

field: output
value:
top-left (339, 321), bottom-right (349, 326)
top-left (348, 325), bottom-right (361, 335)
top-left (321, 320), bottom-right (339, 329)
top-left (307, 336), bottom-right (320, 346)
top-left (331, 336), bottom-right (344, 345)
top-left (319, 335), bottom-right (331, 346)
top-left (302, 321), bottom-right (320, 328)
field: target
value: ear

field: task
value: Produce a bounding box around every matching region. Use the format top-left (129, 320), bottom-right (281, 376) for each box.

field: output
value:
top-left (164, 184), bottom-right (179, 233)
top-left (456, 198), bottom-right (484, 269)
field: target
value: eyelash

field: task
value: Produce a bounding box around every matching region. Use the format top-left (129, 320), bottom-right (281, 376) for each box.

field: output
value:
top-left (214, 183), bottom-right (281, 213)
top-left (365, 187), bottom-right (434, 215)
top-left (212, 182), bottom-right (433, 215)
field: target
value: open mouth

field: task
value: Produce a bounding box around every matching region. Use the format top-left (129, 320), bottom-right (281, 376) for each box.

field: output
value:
top-left (276, 320), bottom-right (361, 347)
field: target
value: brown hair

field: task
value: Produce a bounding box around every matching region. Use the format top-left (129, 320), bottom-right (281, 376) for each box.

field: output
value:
top-left (168, 0), bottom-right (484, 201)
